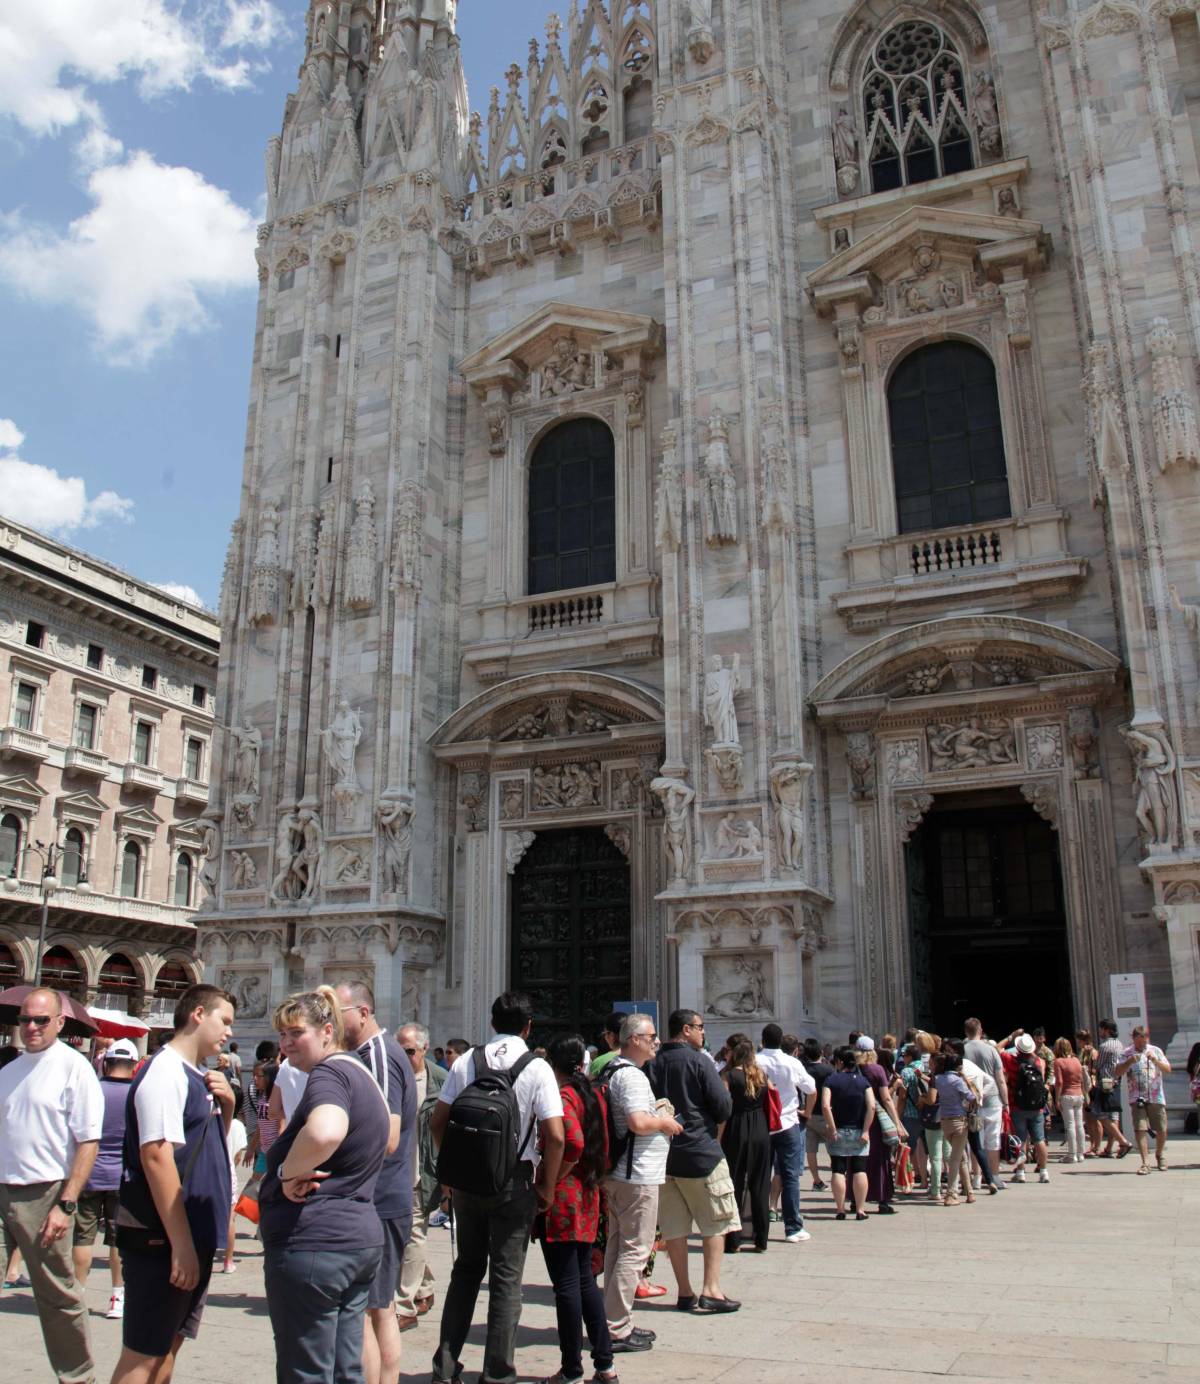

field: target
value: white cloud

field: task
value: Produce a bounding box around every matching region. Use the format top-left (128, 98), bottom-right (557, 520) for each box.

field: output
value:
top-left (154, 581), bottom-right (207, 608)
top-left (0, 423), bottom-right (133, 535)
top-left (0, 149), bottom-right (259, 364)
top-left (0, 1), bottom-right (288, 138)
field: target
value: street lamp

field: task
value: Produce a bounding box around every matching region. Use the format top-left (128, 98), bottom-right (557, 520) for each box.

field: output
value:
top-left (3, 837), bottom-right (89, 986)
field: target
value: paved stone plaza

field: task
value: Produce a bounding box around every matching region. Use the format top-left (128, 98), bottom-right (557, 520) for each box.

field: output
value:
top-left (3, 1152), bottom-right (1197, 1384)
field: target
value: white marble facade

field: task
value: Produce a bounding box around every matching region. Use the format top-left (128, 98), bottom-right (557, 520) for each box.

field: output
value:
top-left (201, 0), bottom-right (1200, 1088)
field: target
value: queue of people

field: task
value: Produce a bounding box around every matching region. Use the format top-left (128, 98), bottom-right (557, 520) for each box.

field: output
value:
top-left (0, 985), bottom-right (1188, 1384)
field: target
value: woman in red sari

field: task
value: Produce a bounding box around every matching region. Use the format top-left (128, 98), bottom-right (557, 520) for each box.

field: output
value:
top-left (536, 1034), bottom-right (615, 1384)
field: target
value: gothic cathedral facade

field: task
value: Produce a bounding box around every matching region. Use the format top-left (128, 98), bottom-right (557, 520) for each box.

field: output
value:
top-left (201, 0), bottom-right (1200, 1072)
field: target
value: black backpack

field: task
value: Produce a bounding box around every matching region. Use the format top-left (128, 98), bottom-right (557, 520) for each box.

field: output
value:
top-left (436, 1047), bottom-right (537, 1197)
top-left (1014, 1056), bottom-right (1048, 1112)
top-left (593, 1058), bottom-right (636, 1178)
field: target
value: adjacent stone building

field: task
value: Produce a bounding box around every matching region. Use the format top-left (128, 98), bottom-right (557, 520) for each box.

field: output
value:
top-left (202, 0), bottom-right (1200, 1085)
top-left (0, 520), bottom-right (215, 1025)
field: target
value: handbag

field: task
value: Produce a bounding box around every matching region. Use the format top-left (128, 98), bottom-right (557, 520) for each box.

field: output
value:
top-left (876, 1107), bottom-right (900, 1147)
top-left (962, 1075), bottom-right (983, 1133)
top-left (764, 1085), bottom-right (783, 1134)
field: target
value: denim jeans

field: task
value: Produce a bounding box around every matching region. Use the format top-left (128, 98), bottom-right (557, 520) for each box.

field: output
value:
top-left (770, 1124), bottom-right (805, 1234)
top-left (432, 1175), bottom-right (537, 1384)
top-left (264, 1243), bottom-right (382, 1384)
top-left (541, 1239), bottom-right (613, 1377)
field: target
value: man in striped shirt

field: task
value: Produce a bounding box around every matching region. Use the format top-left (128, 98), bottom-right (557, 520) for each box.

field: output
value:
top-left (335, 982), bottom-right (417, 1384)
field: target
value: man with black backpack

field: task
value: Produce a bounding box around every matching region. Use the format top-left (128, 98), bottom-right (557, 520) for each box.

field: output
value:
top-left (429, 992), bottom-right (564, 1384)
top-left (1000, 1032), bottom-right (1051, 1184)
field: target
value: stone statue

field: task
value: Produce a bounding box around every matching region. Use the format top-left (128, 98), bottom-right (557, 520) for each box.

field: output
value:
top-left (1122, 721), bottom-right (1178, 848)
top-left (378, 799), bottom-right (415, 896)
top-left (928, 718), bottom-right (1017, 771)
top-left (973, 72), bottom-right (1001, 155)
top-left (1068, 706), bottom-right (1100, 779)
top-left (542, 336), bottom-right (590, 396)
top-left (299, 808), bottom-right (324, 900)
top-left (833, 107), bottom-right (860, 193)
top-left (231, 724), bottom-right (262, 797)
top-left (702, 409), bottom-right (738, 545)
top-left (707, 955), bottom-right (772, 1019)
top-left (715, 813), bottom-right (763, 859)
top-left (198, 818), bottom-right (221, 900)
top-left (230, 850), bottom-right (258, 890)
top-left (271, 808), bottom-right (304, 903)
top-left (770, 762), bottom-right (810, 872)
top-left (704, 653), bottom-right (742, 747)
top-left (344, 481), bottom-right (377, 609)
top-left (652, 776), bottom-right (695, 881)
top-left (845, 734), bottom-right (875, 799)
top-left (321, 696), bottom-right (363, 797)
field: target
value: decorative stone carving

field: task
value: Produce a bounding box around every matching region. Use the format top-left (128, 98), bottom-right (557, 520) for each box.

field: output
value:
top-left (927, 719), bottom-right (1017, 772)
top-left (1146, 317), bottom-right (1200, 472)
top-left (293, 506), bottom-right (318, 611)
top-left (485, 404), bottom-right (508, 455)
top-left (1068, 707), bottom-right (1101, 779)
top-left (332, 842), bottom-right (371, 884)
top-left (391, 480), bottom-right (423, 592)
top-left (652, 777), bottom-right (694, 883)
top-left (298, 809), bottom-right (323, 900)
top-left (219, 519), bottom-right (243, 627)
top-left (770, 761), bottom-right (811, 872)
top-left (900, 279), bottom-right (934, 315)
top-left (198, 818), bottom-right (221, 901)
top-left (704, 654), bottom-right (742, 747)
top-left (713, 813), bottom-right (764, 859)
top-left (846, 732), bottom-right (876, 799)
top-left (655, 424), bottom-right (684, 552)
top-left (604, 823), bottom-right (632, 858)
top-left (532, 762), bottom-right (602, 809)
top-left (542, 335), bottom-right (591, 395)
top-left (459, 770), bottom-right (488, 829)
top-left (230, 851), bottom-right (258, 890)
top-left (706, 744), bottom-right (744, 793)
top-left (1021, 780), bottom-right (1060, 829)
top-left (345, 481), bottom-right (377, 610)
top-left (705, 953), bottom-right (774, 1019)
top-left (271, 807), bottom-right (321, 903)
top-left (248, 505), bottom-right (281, 626)
top-left (231, 724), bottom-right (262, 798)
top-left (686, 1), bottom-right (715, 63)
top-left (377, 798), bottom-right (414, 896)
top-left (219, 969), bottom-right (270, 1021)
top-left (973, 72), bottom-right (1002, 156)
top-left (505, 830), bottom-right (537, 874)
top-left (1026, 724), bottom-right (1065, 772)
top-left (314, 492), bottom-right (338, 607)
top-left (885, 739), bottom-right (923, 786)
top-left (833, 107), bottom-right (860, 194)
top-left (1122, 719), bottom-right (1179, 848)
top-left (231, 796), bottom-right (259, 833)
top-left (761, 443), bottom-right (793, 531)
top-left (997, 186), bottom-right (1019, 217)
top-left (611, 769), bottom-right (640, 811)
top-left (904, 664), bottom-right (946, 695)
top-left (321, 697), bottom-right (363, 823)
top-left (895, 792), bottom-right (934, 843)
top-left (702, 409), bottom-right (738, 545)
top-left (500, 781), bottom-right (525, 819)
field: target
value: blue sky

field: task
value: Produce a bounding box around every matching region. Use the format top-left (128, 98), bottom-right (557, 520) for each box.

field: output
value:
top-left (0, 0), bottom-right (556, 608)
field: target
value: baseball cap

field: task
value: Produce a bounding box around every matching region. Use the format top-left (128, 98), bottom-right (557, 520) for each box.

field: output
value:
top-left (104, 1039), bottom-right (139, 1061)
top-left (855, 1035), bottom-right (875, 1051)
top-left (1015, 1033), bottom-right (1036, 1054)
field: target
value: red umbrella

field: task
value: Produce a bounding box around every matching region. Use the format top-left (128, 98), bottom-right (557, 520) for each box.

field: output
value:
top-left (87, 1007), bottom-right (151, 1041)
top-left (0, 984), bottom-right (98, 1039)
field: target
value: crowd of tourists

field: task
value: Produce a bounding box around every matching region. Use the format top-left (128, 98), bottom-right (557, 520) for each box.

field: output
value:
top-left (0, 982), bottom-right (1192, 1384)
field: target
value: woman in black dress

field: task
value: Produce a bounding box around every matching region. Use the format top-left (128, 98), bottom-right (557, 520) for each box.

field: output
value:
top-left (720, 1037), bottom-right (773, 1252)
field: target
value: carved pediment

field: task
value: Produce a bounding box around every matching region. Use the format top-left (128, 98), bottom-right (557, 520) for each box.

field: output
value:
top-left (0, 775), bottom-right (47, 808)
top-left (115, 804), bottom-right (164, 832)
top-left (808, 205), bottom-right (1049, 317)
top-left (55, 791), bottom-right (106, 822)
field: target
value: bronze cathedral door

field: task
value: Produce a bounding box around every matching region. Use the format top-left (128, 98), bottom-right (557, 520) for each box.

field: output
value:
top-left (510, 827), bottom-right (632, 1046)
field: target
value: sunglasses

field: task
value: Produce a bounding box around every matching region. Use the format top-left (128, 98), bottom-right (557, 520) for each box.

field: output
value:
top-left (402, 1047), bottom-right (419, 1056)
top-left (18, 1014), bottom-right (52, 1027)
top-left (636, 1032), bottom-right (658, 1041)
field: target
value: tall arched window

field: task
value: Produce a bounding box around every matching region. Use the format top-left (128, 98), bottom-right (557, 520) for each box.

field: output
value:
top-left (98, 953), bottom-right (140, 1013)
top-left (528, 419), bottom-right (616, 595)
top-left (0, 941), bottom-right (21, 985)
top-left (0, 814), bottom-right (20, 878)
top-left (121, 840), bottom-right (142, 898)
top-left (41, 945), bottom-right (84, 995)
top-left (863, 22), bottom-right (979, 193)
top-left (174, 853), bottom-right (194, 908)
top-left (61, 828), bottom-right (86, 888)
top-left (888, 341), bottom-right (1010, 534)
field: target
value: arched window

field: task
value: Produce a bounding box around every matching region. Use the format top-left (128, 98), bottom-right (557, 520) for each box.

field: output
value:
top-left (0, 942), bottom-right (22, 985)
top-left (151, 961), bottom-right (192, 1030)
top-left (863, 22), bottom-right (980, 194)
top-left (41, 945), bottom-right (84, 993)
top-left (528, 419), bottom-right (616, 595)
top-left (61, 828), bottom-right (86, 888)
top-left (121, 840), bottom-right (142, 898)
top-left (623, 75), bottom-right (654, 141)
top-left (888, 341), bottom-right (1010, 534)
top-left (0, 813), bottom-right (20, 878)
top-left (98, 953), bottom-right (140, 1013)
top-left (174, 853), bottom-right (194, 908)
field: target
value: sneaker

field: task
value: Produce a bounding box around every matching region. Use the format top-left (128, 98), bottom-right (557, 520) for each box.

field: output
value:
top-left (1038, 1169), bottom-right (1051, 1184)
top-left (785, 1229), bottom-right (812, 1243)
top-left (106, 1290), bottom-right (125, 1320)
top-left (2, 1275), bottom-right (30, 1290)
top-left (1010, 1171), bottom-right (1026, 1184)
top-left (429, 1210), bottom-right (450, 1228)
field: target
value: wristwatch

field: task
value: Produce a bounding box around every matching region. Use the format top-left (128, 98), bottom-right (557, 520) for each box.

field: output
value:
top-left (57, 1199), bottom-right (78, 1215)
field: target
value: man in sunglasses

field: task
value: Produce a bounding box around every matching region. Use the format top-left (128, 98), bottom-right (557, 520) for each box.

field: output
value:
top-left (0, 986), bottom-right (104, 1384)
top-left (394, 1022), bottom-right (446, 1330)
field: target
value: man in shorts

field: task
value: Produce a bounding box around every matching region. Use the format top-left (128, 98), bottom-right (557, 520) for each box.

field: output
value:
top-left (336, 982), bottom-right (416, 1384)
top-left (647, 1009), bottom-right (738, 1313)
top-left (1000, 1033), bottom-right (1050, 1184)
top-left (110, 984), bottom-right (236, 1384)
top-left (800, 1038), bottom-right (833, 1190)
top-left (74, 1039), bottom-right (138, 1320)
top-left (1090, 1019), bottom-right (1133, 1157)
top-left (1114, 1026), bottom-right (1172, 1174)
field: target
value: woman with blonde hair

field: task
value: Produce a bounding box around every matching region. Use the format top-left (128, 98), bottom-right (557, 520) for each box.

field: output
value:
top-left (259, 986), bottom-right (394, 1383)
top-left (720, 1037), bottom-right (773, 1251)
top-left (1052, 1036), bottom-right (1088, 1163)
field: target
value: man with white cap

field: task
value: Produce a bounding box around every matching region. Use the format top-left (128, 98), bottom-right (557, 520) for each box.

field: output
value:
top-left (999, 1032), bottom-right (1050, 1183)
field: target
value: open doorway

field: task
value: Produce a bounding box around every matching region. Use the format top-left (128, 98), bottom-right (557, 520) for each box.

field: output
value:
top-left (907, 790), bottom-right (1074, 1041)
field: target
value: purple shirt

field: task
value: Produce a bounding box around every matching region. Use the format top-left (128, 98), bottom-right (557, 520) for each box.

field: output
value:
top-left (85, 1077), bottom-right (132, 1192)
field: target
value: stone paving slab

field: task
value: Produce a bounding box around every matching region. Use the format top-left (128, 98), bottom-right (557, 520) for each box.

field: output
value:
top-left (2, 1152), bottom-right (1197, 1384)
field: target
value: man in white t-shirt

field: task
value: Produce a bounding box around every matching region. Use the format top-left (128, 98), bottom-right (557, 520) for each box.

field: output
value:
top-left (267, 1057), bottom-right (308, 1132)
top-left (602, 1013), bottom-right (681, 1354)
top-left (429, 992), bottom-right (565, 1384)
top-left (756, 1024), bottom-right (817, 1244)
top-left (0, 987), bottom-right (103, 1384)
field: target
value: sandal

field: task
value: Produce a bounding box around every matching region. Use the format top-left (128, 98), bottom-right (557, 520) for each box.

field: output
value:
top-left (835, 1211), bottom-right (846, 1220)
top-left (1116, 1144), bottom-right (1133, 1159)
top-left (1156, 1157), bottom-right (1167, 1171)
top-left (855, 1210), bottom-right (868, 1221)
top-left (1136, 1164), bottom-right (1150, 1175)
top-left (942, 1195), bottom-right (961, 1206)
top-left (538, 1375), bottom-right (583, 1384)
top-left (965, 1194), bottom-right (976, 1204)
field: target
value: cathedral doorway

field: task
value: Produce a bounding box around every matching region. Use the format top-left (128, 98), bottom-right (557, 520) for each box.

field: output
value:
top-left (510, 826), bottom-right (631, 1046)
top-left (907, 792), bottom-right (1074, 1041)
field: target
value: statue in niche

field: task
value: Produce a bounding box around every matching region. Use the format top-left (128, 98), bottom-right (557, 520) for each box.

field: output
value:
top-left (1122, 721), bottom-right (1178, 848)
top-left (230, 851), bottom-right (258, 890)
top-left (652, 777), bottom-right (695, 881)
top-left (1068, 706), bottom-right (1101, 779)
top-left (833, 107), bottom-right (860, 194)
top-left (706, 955), bottom-right (772, 1020)
top-left (198, 819), bottom-right (221, 901)
top-left (704, 654), bottom-right (742, 748)
top-left (299, 808), bottom-right (324, 900)
top-left (714, 813), bottom-right (763, 859)
top-left (611, 769), bottom-right (639, 811)
top-left (231, 724), bottom-right (262, 797)
top-left (271, 808), bottom-right (305, 903)
top-left (344, 481), bottom-right (377, 608)
top-left (928, 718), bottom-right (1017, 772)
top-left (378, 799), bottom-right (415, 895)
top-left (542, 336), bottom-right (591, 396)
top-left (321, 696), bottom-right (363, 801)
top-left (221, 970), bottom-right (269, 1022)
top-left (973, 72), bottom-right (1002, 155)
top-left (846, 734), bottom-right (876, 799)
top-left (770, 762), bottom-right (809, 871)
top-left (500, 781), bottom-right (525, 819)
top-left (702, 409), bottom-right (738, 545)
